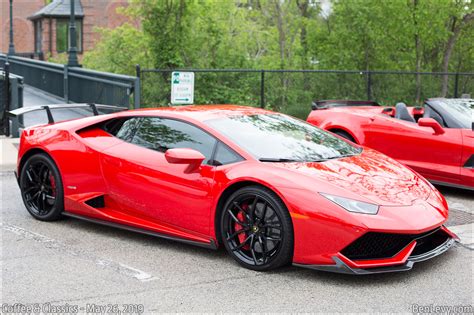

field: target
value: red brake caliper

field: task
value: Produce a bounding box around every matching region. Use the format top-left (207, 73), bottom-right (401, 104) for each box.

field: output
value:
top-left (49, 173), bottom-right (56, 197)
top-left (235, 203), bottom-right (250, 250)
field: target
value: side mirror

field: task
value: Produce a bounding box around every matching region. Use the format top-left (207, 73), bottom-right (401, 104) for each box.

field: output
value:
top-left (418, 118), bottom-right (445, 135)
top-left (165, 148), bottom-right (205, 173)
top-left (165, 148), bottom-right (205, 164)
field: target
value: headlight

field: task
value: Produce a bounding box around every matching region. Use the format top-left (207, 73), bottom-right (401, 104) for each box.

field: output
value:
top-left (320, 193), bottom-right (379, 215)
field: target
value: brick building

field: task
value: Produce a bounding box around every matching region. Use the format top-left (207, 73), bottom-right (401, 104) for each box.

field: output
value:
top-left (1, 0), bottom-right (130, 59)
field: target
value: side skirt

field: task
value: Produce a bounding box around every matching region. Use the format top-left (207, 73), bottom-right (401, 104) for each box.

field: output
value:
top-left (62, 212), bottom-right (218, 250)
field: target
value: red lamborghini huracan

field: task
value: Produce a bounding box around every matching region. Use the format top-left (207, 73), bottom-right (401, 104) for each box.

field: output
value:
top-left (11, 104), bottom-right (458, 274)
top-left (307, 99), bottom-right (474, 190)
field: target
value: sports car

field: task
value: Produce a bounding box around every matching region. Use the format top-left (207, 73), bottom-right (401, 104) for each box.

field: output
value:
top-left (11, 104), bottom-right (458, 274)
top-left (307, 98), bottom-right (474, 190)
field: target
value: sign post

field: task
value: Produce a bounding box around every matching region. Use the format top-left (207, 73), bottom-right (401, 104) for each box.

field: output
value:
top-left (171, 71), bottom-right (194, 105)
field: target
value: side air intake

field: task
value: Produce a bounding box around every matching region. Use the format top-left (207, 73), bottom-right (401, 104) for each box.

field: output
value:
top-left (85, 195), bottom-right (105, 208)
top-left (464, 155), bottom-right (474, 168)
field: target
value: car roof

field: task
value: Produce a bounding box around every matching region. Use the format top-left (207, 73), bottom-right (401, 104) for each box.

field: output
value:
top-left (425, 98), bottom-right (473, 129)
top-left (119, 104), bottom-right (273, 122)
top-left (427, 98), bottom-right (474, 106)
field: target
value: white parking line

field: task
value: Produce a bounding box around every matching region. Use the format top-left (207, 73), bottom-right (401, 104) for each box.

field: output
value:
top-left (0, 222), bottom-right (157, 282)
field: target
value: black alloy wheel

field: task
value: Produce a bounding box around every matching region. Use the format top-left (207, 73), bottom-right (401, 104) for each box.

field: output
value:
top-left (20, 153), bottom-right (64, 221)
top-left (221, 186), bottom-right (293, 271)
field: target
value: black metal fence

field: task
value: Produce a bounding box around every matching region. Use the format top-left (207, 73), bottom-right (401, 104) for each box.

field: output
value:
top-left (1, 62), bottom-right (24, 137)
top-left (140, 68), bottom-right (473, 119)
top-left (0, 63), bottom-right (10, 136)
top-left (14, 52), bottom-right (45, 60)
top-left (0, 54), bottom-right (140, 109)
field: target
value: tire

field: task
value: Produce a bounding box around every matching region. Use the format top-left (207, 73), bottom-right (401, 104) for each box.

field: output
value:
top-left (19, 153), bottom-right (64, 221)
top-left (333, 130), bottom-right (355, 143)
top-left (220, 185), bottom-right (293, 271)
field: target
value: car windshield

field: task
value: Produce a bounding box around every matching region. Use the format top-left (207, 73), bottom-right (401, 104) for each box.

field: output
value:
top-left (436, 99), bottom-right (473, 129)
top-left (206, 114), bottom-right (362, 162)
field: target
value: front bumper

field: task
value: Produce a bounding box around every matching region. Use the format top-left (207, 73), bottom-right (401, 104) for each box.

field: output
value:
top-left (294, 226), bottom-right (458, 275)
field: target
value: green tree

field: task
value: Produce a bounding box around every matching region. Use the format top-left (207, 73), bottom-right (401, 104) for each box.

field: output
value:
top-left (83, 23), bottom-right (152, 74)
top-left (82, 0), bottom-right (473, 115)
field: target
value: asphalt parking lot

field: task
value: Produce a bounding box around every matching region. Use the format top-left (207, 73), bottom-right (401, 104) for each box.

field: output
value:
top-left (1, 171), bottom-right (473, 313)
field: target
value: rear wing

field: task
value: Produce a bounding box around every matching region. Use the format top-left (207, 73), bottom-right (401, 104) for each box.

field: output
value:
top-left (9, 103), bottom-right (127, 124)
top-left (311, 100), bottom-right (381, 110)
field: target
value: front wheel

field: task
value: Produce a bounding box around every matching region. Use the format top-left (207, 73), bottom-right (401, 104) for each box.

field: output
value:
top-left (220, 186), bottom-right (294, 271)
top-left (19, 153), bottom-right (64, 221)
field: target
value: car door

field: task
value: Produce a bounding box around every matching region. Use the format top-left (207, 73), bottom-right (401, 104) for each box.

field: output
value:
top-left (364, 115), bottom-right (463, 184)
top-left (100, 116), bottom-right (218, 237)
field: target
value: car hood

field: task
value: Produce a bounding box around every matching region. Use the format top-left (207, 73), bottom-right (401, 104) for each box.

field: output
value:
top-left (271, 148), bottom-right (431, 206)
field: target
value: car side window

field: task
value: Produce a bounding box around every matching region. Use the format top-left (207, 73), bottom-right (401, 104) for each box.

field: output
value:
top-left (131, 117), bottom-right (217, 164)
top-left (102, 117), bottom-right (140, 141)
top-left (212, 142), bottom-right (243, 166)
top-left (114, 118), bottom-right (142, 141)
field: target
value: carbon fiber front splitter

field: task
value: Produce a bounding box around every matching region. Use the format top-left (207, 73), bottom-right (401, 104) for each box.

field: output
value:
top-left (293, 237), bottom-right (456, 275)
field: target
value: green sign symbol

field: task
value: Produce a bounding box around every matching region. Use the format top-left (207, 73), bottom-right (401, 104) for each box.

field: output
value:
top-left (173, 72), bottom-right (180, 84)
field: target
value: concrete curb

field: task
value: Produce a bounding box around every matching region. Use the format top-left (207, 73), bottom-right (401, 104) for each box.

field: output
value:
top-left (0, 137), bottom-right (19, 172)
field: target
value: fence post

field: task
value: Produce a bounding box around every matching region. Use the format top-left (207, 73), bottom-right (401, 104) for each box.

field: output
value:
top-left (64, 65), bottom-right (69, 103)
top-left (260, 70), bottom-right (265, 108)
top-left (134, 64), bottom-right (141, 109)
top-left (10, 76), bottom-right (20, 137)
top-left (366, 71), bottom-right (372, 100)
top-left (454, 73), bottom-right (459, 98)
top-left (4, 62), bottom-right (10, 137)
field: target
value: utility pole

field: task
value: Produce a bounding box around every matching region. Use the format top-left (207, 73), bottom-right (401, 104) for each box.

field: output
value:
top-left (67, 0), bottom-right (80, 67)
top-left (8, 0), bottom-right (16, 55)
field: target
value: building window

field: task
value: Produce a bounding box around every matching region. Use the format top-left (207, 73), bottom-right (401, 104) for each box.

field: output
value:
top-left (56, 19), bottom-right (82, 53)
top-left (34, 20), bottom-right (42, 53)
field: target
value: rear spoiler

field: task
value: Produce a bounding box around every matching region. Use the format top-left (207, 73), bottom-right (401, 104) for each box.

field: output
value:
top-left (311, 100), bottom-right (381, 110)
top-left (9, 103), bottom-right (127, 124)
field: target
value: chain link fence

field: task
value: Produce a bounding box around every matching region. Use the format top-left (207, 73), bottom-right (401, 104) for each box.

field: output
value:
top-left (141, 69), bottom-right (473, 119)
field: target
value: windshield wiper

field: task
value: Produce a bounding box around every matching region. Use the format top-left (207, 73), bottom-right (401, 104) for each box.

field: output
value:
top-left (322, 149), bottom-right (362, 160)
top-left (259, 158), bottom-right (302, 163)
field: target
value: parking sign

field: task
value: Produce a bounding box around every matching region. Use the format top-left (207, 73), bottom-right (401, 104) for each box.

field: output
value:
top-left (171, 71), bottom-right (194, 105)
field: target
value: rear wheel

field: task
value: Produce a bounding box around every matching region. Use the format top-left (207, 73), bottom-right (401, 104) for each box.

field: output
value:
top-left (220, 186), bottom-right (293, 271)
top-left (19, 153), bottom-right (64, 221)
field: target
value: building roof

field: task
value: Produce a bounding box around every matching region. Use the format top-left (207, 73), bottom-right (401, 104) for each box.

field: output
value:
top-left (29, 0), bottom-right (84, 20)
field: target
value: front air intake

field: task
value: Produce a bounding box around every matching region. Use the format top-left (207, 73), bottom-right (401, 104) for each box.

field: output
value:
top-left (341, 228), bottom-right (443, 260)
